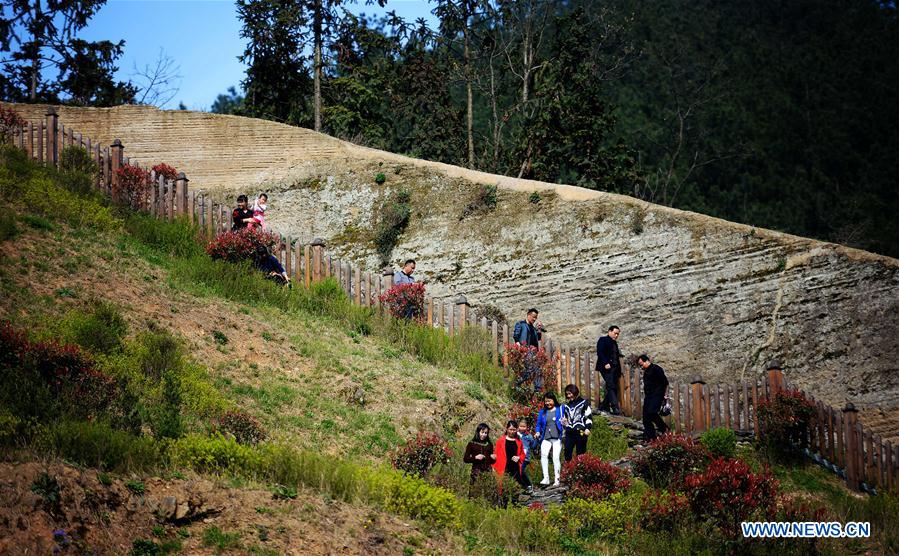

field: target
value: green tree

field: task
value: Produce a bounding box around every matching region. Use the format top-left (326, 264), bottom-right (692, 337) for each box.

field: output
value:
top-left (237, 0), bottom-right (312, 125)
top-left (210, 86), bottom-right (245, 115)
top-left (516, 7), bottom-right (641, 191)
top-left (0, 0), bottom-right (135, 105)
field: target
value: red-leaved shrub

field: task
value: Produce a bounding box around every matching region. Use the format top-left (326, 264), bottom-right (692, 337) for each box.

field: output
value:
top-left (151, 163), bottom-right (179, 181)
top-left (205, 227), bottom-right (277, 263)
top-left (757, 390), bottom-right (816, 456)
top-left (682, 457), bottom-right (778, 536)
top-left (213, 410), bottom-right (267, 445)
top-left (379, 282), bottom-right (426, 321)
top-left (632, 433), bottom-right (710, 488)
top-left (639, 491), bottom-right (690, 532)
top-left (0, 321), bottom-right (117, 421)
top-left (0, 106), bottom-right (25, 142)
top-left (560, 454), bottom-right (631, 502)
top-left (391, 432), bottom-right (452, 477)
top-left (505, 344), bottom-right (556, 405)
top-left (113, 164), bottom-right (150, 210)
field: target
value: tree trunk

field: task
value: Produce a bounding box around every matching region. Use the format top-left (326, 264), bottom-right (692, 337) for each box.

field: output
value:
top-left (30, 0), bottom-right (42, 101)
top-left (463, 21), bottom-right (474, 169)
top-left (313, 0), bottom-right (322, 132)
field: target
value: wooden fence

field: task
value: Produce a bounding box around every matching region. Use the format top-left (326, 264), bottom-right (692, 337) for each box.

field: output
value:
top-left (8, 108), bottom-right (896, 495)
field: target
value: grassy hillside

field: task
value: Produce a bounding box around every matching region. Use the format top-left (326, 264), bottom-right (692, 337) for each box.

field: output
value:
top-left (1, 145), bottom-right (898, 555)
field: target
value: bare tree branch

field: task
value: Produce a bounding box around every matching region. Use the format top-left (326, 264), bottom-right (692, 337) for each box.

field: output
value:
top-left (132, 48), bottom-right (182, 107)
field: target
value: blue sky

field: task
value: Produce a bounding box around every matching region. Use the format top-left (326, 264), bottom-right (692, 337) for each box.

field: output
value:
top-left (81, 0), bottom-right (436, 110)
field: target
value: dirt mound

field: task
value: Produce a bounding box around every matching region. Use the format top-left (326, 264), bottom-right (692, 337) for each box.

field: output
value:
top-left (0, 460), bottom-right (455, 555)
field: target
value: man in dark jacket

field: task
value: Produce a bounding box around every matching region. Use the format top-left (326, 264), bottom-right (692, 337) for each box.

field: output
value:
top-left (638, 354), bottom-right (669, 441)
top-left (513, 308), bottom-right (543, 348)
top-left (596, 325), bottom-right (622, 415)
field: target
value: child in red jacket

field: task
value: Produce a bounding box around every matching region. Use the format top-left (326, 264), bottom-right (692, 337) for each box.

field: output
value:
top-left (493, 420), bottom-right (532, 492)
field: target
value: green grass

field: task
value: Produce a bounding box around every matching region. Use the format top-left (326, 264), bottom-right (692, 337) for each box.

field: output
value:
top-left (202, 526), bottom-right (241, 551)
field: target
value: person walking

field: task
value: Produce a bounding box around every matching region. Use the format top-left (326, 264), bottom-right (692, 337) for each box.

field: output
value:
top-left (596, 325), bottom-right (622, 415)
top-left (493, 420), bottom-right (532, 492)
top-left (561, 384), bottom-right (593, 462)
top-left (393, 259), bottom-right (416, 285)
top-left (463, 423), bottom-right (496, 491)
top-left (535, 392), bottom-right (563, 486)
top-left (513, 308), bottom-right (543, 348)
top-left (638, 354), bottom-right (669, 442)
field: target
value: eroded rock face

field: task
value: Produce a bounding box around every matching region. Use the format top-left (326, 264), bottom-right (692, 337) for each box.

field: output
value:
top-left (263, 163), bottom-right (899, 412)
top-left (5, 103), bottom-right (896, 412)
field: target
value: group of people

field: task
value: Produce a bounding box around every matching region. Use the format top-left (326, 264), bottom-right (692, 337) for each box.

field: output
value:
top-left (463, 384), bottom-right (595, 493)
top-left (511, 311), bottom-right (671, 444)
top-left (231, 193), bottom-right (291, 286)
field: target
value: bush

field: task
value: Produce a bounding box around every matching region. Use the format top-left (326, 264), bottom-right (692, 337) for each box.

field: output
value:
top-left (0, 106), bottom-right (28, 143)
top-left (467, 471), bottom-right (522, 508)
top-left (59, 146), bottom-right (99, 195)
top-left (700, 427), bottom-right (737, 459)
top-left (205, 227), bottom-right (276, 263)
top-left (151, 163), bottom-right (179, 181)
top-left (529, 191), bottom-right (541, 204)
top-left (58, 301), bottom-right (128, 355)
top-left (0, 106), bottom-right (25, 142)
top-left (757, 390), bottom-right (816, 458)
top-left (632, 433), bottom-right (710, 488)
top-left (391, 432), bottom-right (452, 477)
top-left (639, 490), bottom-right (691, 532)
top-left (114, 164), bottom-right (151, 210)
top-left (548, 493), bottom-right (636, 541)
top-left (0, 147), bottom-right (120, 231)
top-left (0, 211), bottom-right (17, 241)
top-left (169, 433), bottom-right (262, 474)
top-left (379, 282), bottom-right (425, 321)
top-left (213, 410), bottom-right (267, 446)
top-left (560, 454), bottom-right (631, 502)
top-left (460, 184), bottom-right (498, 219)
top-left (505, 344), bottom-right (556, 405)
top-left (374, 172), bottom-right (386, 184)
top-left (682, 457), bottom-right (778, 536)
top-left (34, 420), bottom-right (162, 472)
top-left (0, 321), bottom-right (119, 422)
top-left (374, 188), bottom-right (411, 265)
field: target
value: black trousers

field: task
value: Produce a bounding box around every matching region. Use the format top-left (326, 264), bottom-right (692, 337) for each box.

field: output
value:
top-left (599, 370), bottom-right (620, 413)
top-left (506, 464), bottom-right (531, 488)
top-left (642, 395), bottom-right (668, 441)
top-left (563, 433), bottom-right (588, 462)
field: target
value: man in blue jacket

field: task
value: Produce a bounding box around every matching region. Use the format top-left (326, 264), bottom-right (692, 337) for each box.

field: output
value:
top-left (596, 325), bottom-right (622, 415)
top-left (513, 308), bottom-right (542, 348)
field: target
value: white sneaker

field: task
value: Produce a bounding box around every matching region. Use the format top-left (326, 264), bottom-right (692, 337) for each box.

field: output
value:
top-left (539, 479), bottom-right (550, 486)
top-left (552, 480), bottom-right (560, 487)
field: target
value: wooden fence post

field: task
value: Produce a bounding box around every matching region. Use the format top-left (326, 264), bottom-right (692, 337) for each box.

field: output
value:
top-left (176, 172), bottom-right (189, 218)
top-left (691, 375), bottom-right (706, 433)
top-left (618, 356), bottom-right (628, 416)
top-left (110, 139), bottom-right (124, 198)
top-left (843, 403), bottom-right (860, 491)
top-left (45, 108), bottom-right (58, 167)
top-left (767, 360), bottom-right (784, 398)
top-left (26, 122), bottom-right (34, 159)
top-left (455, 296), bottom-right (469, 334)
top-left (310, 237), bottom-right (325, 284)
